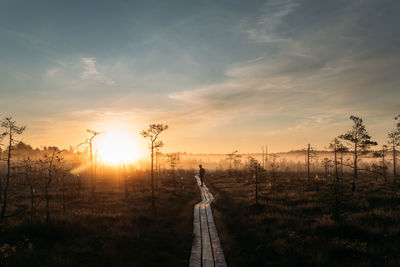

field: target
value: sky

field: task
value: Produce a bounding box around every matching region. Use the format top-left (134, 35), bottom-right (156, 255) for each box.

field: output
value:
top-left (0, 0), bottom-right (399, 154)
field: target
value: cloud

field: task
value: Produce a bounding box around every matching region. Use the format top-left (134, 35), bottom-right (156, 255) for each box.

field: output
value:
top-left (4, 0), bottom-right (399, 152)
top-left (237, 0), bottom-right (298, 43)
top-left (1, 28), bottom-right (50, 47)
top-left (45, 67), bottom-right (61, 77)
top-left (80, 57), bottom-right (115, 85)
top-left (167, 0), bottom-right (400, 136)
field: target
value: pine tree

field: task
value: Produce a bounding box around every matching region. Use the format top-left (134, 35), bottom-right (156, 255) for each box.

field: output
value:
top-left (339, 116), bottom-right (377, 192)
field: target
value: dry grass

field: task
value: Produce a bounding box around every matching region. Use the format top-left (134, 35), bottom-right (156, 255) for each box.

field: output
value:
top-left (0, 169), bottom-right (199, 266)
top-left (207, 172), bottom-right (400, 267)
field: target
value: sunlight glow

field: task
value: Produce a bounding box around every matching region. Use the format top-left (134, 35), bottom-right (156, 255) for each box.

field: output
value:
top-left (95, 130), bottom-right (140, 165)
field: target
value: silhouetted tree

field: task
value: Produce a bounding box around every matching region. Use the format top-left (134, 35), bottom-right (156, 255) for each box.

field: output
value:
top-left (86, 129), bottom-right (102, 194)
top-left (233, 152), bottom-right (242, 177)
top-left (226, 150), bottom-right (237, 169)
top-left (40, 147), bottom-right (64, 225)
top-left (336, 141), bottom-right (348, 180)
top-left (21, 157), bottom-right (37, 224)
top-left (155, 149), bottom-right (163, 190)
top-left (122, 164), bottom-right (129, 200)
top-left (75, 129), bottom-right (103, 194)
top-left (339, 115), bottom-right (377, 191)
top-left (141, 124), bottom-right (168, 207)
top-left (0, 117), bottom-right (26, 222)
top-left (329, 138), bottom-right (341, 182)
top-left (56, 158), bottom-right (68, 215)
top-left (71, 152), bottom-right (84, 198)
top-left (261, 145), bottom-right (269, 169)
top-left (269, 154), bottom-right (280, 189)
top-left (372, 145), bottom-right (389, 183)
top-left (322, 158), bottom-right (333, 184)
top-left (249, 157), bottom-right (263, 205)
top-left (166, 153), bottom-right (179, 193)
top-left (303, 144), bottom-right (316, 181)
top-left (388, 115), bottom-right (400, 183)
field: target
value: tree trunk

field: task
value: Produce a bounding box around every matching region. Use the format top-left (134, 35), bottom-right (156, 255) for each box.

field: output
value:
top-left (155, 152), bottom-right (158, 190)
top-left (90, 141), bottom-right (94, 194)
top-left (334, 147), bottom-right (339, 183)
top-left (340, 152), bottom-right (343, 180)
top-left (151, 143), bottom-right (154, 207)
top-left (0, 128), bottom-right (12, 222)
top-left (62, 174), bottom-right (66, 215)
top-left (172, 166), bottom-right (176, 194)
top-left (393, 140), bottom-right (397, 183)
top-left (353, 143), bottom-right (357, 192)
top-left (255, 170), bottom-right (258, 205)
top-left (123, 165), bottom-right (128, 200)
top-left (46, 161), bottom-right (53, 225)
top-left (307, 144), bottom-right (311, 181)
top-left (383, 152), bottom-right (387, 183)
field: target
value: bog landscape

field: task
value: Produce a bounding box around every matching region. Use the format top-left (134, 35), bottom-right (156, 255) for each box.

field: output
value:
top-left (1, 1), bottom-right (400, 266)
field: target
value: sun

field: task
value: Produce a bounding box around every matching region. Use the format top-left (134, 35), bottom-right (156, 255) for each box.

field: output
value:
top-left (95, 130), bottom-right (140, 165)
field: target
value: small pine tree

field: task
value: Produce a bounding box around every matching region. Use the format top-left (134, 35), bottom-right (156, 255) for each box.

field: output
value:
top-left (339, 116), bottom-right (377, 191)
top-left (141, 124), bottom-right (168, 207)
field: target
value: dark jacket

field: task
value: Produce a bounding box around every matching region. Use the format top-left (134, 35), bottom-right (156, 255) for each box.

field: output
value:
top-left (200, 168), bottom-right (205, 178)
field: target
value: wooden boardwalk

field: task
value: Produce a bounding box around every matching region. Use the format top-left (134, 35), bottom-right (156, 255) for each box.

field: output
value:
top-left (190, 175), bottom-right (227, 267)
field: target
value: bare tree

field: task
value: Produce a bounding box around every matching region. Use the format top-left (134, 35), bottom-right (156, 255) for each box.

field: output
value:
top-left (56, 158), bottom-right (68, 215)
top-left (261, 146), bottom-right (265, 169)
top-left (339, 115), bottom-right (377, 192)
top-left (0, 117), bottom-right (26, 222)
top-left (40, 148), bottom-right (64, 225)
top-left (322, 158), bottom-right (333, 184)
top-left (166, 153), bottom-right (179, 193)
top-left (329, 138), bottom-right (340, 183)
top-left (141, 124), bottom-right (168, 207)
top-left (382, 145), bottom-right (389, 182)
top-left (122, 163), bottom-right (129, 200)
top-left (85, 129), bottom-right (103, 195)
top-left (388, 115), bottom-right (400, 183)
top-left (233, 152), bottom-right (242, 177)
top-left (155, 149), bottom-right (163, 190)
top-left (74, 129), bottom-right (103, 195)
top-left (21, 157), bottom-right (37, 224)
top-left (303, 144), bottom-right (316, 181)
top-left (269, 154), bottom-right (280, 190)
top-left (226, 150), bottom-right (237, 169)
top-left (70, 151), bottom-right (84, 198)
top-left (336, 141), bottom-right (348, 180)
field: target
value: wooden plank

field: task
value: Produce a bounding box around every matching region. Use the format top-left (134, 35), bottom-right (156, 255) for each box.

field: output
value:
top-left (190, 175), bottom-right (227, 267)
top-left (205, 205), bottom-right (227, 267)
top-left (189, 204), bottom-right (201, 267)
top-left (200, 203), bottom-right (214, 267)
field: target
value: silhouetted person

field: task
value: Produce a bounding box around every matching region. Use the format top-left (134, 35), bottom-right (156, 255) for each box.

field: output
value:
top-left (199, 164), bottom-right (205, 186)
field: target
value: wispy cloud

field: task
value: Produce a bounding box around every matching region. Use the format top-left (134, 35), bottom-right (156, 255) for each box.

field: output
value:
top-left (1, 28), bottom-right (50, 47)
top-left (237, 0), bottom-right (298, 43)
top-left (80, 57), bottom-right (115, 85)
top-left (2, 0), bottom-right (399, 152)
top-left (166, 0), bottom-right (400, 143)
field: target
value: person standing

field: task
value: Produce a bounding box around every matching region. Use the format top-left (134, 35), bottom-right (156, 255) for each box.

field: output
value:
top-left (199, 164), bottom-right (205, 186)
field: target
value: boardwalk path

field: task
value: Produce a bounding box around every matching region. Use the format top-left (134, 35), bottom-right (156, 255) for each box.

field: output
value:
top-left (189, 175), bottom-right (227, 267)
